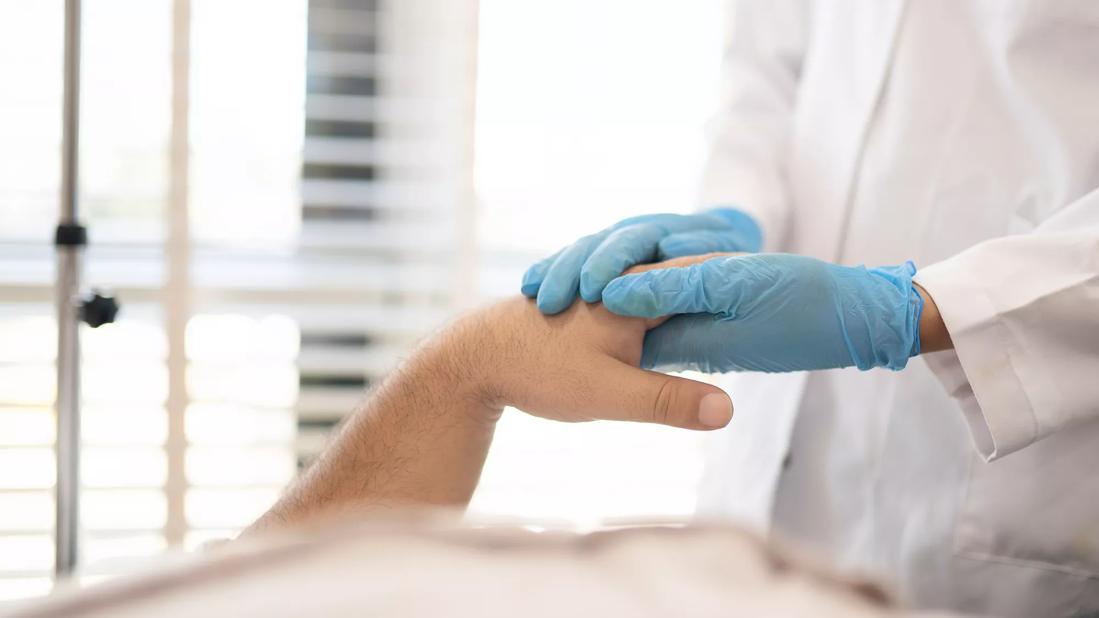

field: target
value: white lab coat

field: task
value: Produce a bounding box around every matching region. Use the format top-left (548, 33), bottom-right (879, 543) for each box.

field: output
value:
top-left (694, 1), bottom-right (1099, 616)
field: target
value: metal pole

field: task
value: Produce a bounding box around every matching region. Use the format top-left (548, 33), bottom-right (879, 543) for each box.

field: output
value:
top-left (55, 0), bottom-right (84, 578)
top-left (163, 0), bottom-right (191, 547)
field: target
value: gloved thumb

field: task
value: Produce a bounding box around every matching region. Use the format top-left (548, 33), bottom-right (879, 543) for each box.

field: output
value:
top-left (579, 357), bottom-right (733, 430)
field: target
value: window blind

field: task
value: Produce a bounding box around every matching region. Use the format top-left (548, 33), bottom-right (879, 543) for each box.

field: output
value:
top-left (0, 0), bottom-right (479, 601)
top-left (0, 0), bottom-right (725, 603)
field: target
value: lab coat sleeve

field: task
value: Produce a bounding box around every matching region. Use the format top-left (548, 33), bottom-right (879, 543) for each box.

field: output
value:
top-left (914, 187), bottom-right (1099, 461)
top-left (699, 0), bottom-right (809, 251)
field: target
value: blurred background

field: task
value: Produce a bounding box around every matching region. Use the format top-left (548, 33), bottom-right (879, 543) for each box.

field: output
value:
top-left (0, 0), bottom-right (722, 601)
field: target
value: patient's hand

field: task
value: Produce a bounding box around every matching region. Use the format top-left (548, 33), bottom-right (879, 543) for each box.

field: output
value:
top-left (465, 297), bottom-right (731, 429)
top-left (246, 296), bottom-right (731, 534)
top-left (623, 251), bottom-right (743, 275)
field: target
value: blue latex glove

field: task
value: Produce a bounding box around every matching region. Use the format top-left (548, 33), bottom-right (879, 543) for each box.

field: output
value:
top-left (521, 207), bottom-right (763, 315)
top-left (601, 254), bottom-right (924, 373)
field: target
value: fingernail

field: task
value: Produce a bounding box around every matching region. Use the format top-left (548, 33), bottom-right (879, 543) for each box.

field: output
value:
top-left (698, 393), bottom-right (732, 428)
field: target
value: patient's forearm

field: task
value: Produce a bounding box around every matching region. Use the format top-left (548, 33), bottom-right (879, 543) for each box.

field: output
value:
top-left (245, 297), bottom-right (730, 536)
top-left (245, 320), bottom-right (500, 535)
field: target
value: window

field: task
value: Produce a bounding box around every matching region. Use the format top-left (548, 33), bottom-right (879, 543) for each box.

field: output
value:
top-left (0, 0), bottom-right (723, 602)
top-left (469, 0), bottom-right (724, 525)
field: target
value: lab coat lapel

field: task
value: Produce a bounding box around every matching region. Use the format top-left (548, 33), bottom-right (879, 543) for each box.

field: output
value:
top-left (697, 371), bottom-right (808, 531)
top-left (700, 0), bottom-right (909, 530)
top-left (789, 0), bottom-right (908, 262)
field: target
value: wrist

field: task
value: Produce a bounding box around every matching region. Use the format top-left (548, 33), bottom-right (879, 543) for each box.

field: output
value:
top-left (408, 311), bottom-right (506, 426)
top-left (914, 283), bottom-right (953, 353)
top-left (455, 298), bottom-right (529, 413)
top-left (857, 261), bottom-right (925, 370)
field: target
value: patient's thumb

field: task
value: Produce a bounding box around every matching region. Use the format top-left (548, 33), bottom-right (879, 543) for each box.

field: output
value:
top-left (588, 359), bottom-right (733, 430)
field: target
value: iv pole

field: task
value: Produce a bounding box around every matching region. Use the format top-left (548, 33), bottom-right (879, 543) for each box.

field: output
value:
top-left (54, 0), bottom-right (84, 578)
top-left (55, 0), bottom-right (118, 578)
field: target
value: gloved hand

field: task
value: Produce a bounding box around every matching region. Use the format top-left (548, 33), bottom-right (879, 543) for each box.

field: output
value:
top-left (521, 207), bottom-right (763, 314)
top-left (601, 253), bottom-right (924, 373)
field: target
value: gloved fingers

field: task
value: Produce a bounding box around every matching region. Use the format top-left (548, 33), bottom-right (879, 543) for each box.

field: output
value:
top-left (522, 208), bottom-right (756, 301)
top-left (602, 257), bottom-right (750, 318)
top-left (575, 356), bottom-right (732, 430)
top-left (520, 248), bottom-right (564, 298)
top-left (536, 232), bottom-right (609, 314)
top-left (577, 211), bottom-right (752, 301)
top-left (704, 207), bottom-right (764, 252)
top-left (578, 223), bottom-right (666, 302)
top-left (658, 230), bottom-right (753, 259)
top-left (604, 254), bottom-right (781, 318)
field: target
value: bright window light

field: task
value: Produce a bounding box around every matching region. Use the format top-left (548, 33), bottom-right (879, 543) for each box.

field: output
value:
top-left (470, 0), bottom-right (723, 523)
top-left (185, 488), bottom-right (280, 530)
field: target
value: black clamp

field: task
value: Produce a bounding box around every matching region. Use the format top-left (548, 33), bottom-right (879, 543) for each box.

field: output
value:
top-left (55, 223), bottom-right (88, 247)
top-left (55, 223), bottom-right (120, 327)
top-left (80, 290), bottom-right (120, 328)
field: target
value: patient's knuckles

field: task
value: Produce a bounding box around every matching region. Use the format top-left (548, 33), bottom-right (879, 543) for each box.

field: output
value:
top-left (491, 298), bottom-right (647, 393)
top-left (623, 252), bottom-right (744, 276)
